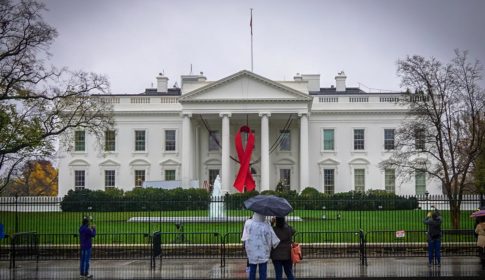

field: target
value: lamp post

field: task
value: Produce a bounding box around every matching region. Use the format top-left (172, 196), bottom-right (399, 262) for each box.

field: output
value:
top-left (425, 190), bottom-right (429, 211)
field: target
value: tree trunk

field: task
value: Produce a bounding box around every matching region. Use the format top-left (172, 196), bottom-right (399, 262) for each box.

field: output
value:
top-left (450, 201), bottom-right (461, 229)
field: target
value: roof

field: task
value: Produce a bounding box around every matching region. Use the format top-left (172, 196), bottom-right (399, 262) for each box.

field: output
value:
top-left (312, 87), bottom-right (403, 95)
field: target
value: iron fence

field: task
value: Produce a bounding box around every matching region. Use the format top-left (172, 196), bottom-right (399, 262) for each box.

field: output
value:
top-left (0, 195), bottom-right (483, 268)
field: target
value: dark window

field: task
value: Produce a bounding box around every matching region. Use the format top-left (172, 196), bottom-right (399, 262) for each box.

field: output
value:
top-left (323, 129), bottom-right (335, 150)
top-left (74, 131), bottom-right (85, 151)
top-left (134, 170), bottom-right (145, 187)
top-left (323, 169), bottom-right (335, 194)
top-left (165, 130), bottom-right (176, 151)
top-left (385, 169), bottom-right (395, 193)
top-left (279, 130), bottom-right (291, 151)
top-left (165, 169), bottom-right (176, 181)
top-left (135, 130), bottom-right (146, 151)
top-left (105, 170), bottom-right (115, 187)
top-left (74, 170), bottom-right (85, 188)
top-left (415, 128), bottom-right (425, 150)
top-left (105, 130), bottom-right (116, 151)
top-left (209, 130), bottom-right (220, 151)
top-left (280, 169), bottom-right (291, 187)
top-left (354, 129), bottom-right (365, 150)
top-left (384, 129), bottom-right (395, 150)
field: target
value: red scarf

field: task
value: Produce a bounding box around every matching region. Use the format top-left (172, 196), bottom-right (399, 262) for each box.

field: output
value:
top-left (233, 125), bottom-right (256, 192)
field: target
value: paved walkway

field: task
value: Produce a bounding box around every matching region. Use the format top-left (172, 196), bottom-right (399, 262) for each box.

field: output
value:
top-left (1, 257), bottom-right (484, 279)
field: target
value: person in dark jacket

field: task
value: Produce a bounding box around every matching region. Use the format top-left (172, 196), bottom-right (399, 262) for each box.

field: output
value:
top-left (271, 217), bottom-right (296, 280)
top-left (424, 211), bottom-right (442, 267)
top-left (79, 216), bottom-right (96, 278)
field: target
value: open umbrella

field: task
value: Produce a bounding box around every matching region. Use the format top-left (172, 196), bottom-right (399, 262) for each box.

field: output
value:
top-left (470, 209), bottom-right (485, 218)
top-left (243, 195), bottom-right (293, 216)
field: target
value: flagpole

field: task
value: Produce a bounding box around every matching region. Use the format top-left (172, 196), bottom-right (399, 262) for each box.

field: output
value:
top-left (250, 8), bottom-right (253, 72)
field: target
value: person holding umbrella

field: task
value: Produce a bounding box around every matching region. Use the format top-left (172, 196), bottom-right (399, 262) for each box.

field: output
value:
top-left (471, 208), bottom-right (485, 269)
top-left (241, 212), bottom-right (280, 280)
top-left (242, 195), bottom-right (293, 280)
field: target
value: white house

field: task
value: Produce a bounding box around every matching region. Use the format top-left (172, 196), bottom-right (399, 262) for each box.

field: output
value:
top-left (57, 70), bottom-right (442, 197)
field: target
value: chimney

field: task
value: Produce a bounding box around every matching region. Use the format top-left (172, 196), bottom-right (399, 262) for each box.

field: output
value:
top-left (301, 74), bottom-right (320, 92)
top-left (335, 71), bottom-right (347, 92)
top-left (156, 73), bottom-right (169, 93)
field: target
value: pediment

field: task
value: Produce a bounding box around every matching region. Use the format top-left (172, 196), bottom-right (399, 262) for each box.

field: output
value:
top-left (69, 159), bottom-right (90, 166)
top-left (129, 159), bottom-right (151, 166)
top-left (274, 158), bottom-right (296, 165)
top-left (204, 158), bottom-right (221, 165)
top-left (99, 159), bottom-right (120, 166)
top-left (159, 159), bottom-right (181, 166)
top-left (349, 157), bottom-right (370, 165)
top-left (318, 158), bottom-right (340, 166)
top-left (179, 70), bottom-right (312, 103)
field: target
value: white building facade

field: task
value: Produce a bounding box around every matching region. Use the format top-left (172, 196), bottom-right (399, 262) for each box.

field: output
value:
top-left (57, 70), bottom-right (442, 197)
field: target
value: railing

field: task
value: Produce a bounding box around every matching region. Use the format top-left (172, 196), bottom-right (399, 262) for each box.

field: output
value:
top-left (4, 229), bottom-right (479, 269)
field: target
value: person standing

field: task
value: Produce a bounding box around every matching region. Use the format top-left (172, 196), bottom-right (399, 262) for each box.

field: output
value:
top-left (271, 217), bottom-right (296, 280)
top-left (475, 216), bottom-right (485, 270)
top-left (80, 216), bottom-right (96, 278)
top-left (242, 212), bottom-right (280, 280)
top-left (424, 211), bottom-right (442, 267)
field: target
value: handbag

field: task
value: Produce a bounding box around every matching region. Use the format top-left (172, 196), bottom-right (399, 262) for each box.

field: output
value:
top-left (291, 242), bottom-right (302, 264)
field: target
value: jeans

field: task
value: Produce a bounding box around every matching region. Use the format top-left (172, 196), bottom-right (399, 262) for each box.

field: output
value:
top-left (80, 248), bottom-right (91, 275)
top-left (273, 259), bottom-right (294, 280)
top-left (428, 239), bottom-right (441, 265)
top-left (248, 262), bottom-right (267, 280)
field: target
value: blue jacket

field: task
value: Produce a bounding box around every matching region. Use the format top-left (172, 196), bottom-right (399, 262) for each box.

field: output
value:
top-left (79, 224), bottom-right (96, 249)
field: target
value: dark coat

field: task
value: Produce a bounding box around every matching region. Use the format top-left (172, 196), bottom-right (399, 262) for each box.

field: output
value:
top-left (424, 216), bottom-right (442, 241)
top-left (79, 225), bottom-right (96, 250)
top-left (270, 225), bottom-right (295, 261)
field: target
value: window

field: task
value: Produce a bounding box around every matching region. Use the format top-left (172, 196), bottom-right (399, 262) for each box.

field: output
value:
top-left (209, 130), bottom-right (220, 151)
top-left (209, 169), bottom-right (219, 188)
top-left (104, 170), bottom-right (115, 187)
top-left (279, 130), bottom-right (291, 151)
top-left (385, 169), bottom-right (396, 193)
top-left (135, 130), bottom-right (146, 151)
top-left (384, 129), bottom-right (395, 150)
top-left (74, 131), bottom-right (85, 152)
top-left (354, 129), bottom-right (365, 150)
top-left (165, 169), bottom-right (176, 181)
top-left (74, 170), bottom-right (85, 189)
top-left (323, 129), bottom-right (334, 151)
top-left (354, 169), bottom-right (365, 192)
top-left (105, 130), bottom-right (116, 152)
top-left (280, 169), bottom-right (291, 187)
top-left (134, 170), bottom-right (145, 187)
top-left (165, 130), bottom-right (176, 151)
top-left (323, 169), bottom-right (335, 194)
top-left (415, 128), bottom-right (425, 150)
top-left (415, 170), bottom-right (426, 195)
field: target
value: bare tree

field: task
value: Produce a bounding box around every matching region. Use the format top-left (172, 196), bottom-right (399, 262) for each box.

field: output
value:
top-left (380, 50), bottom-right (485, 228)
top-left (0, 0), bottom-right (113, 192)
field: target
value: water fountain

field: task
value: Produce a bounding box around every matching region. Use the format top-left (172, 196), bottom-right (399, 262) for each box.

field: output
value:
top-left (209, 175), bottom-right (224, 218)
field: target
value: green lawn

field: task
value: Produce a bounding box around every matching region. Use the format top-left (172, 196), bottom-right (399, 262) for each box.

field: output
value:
top-left (1, 209), bottom-right (476, 239)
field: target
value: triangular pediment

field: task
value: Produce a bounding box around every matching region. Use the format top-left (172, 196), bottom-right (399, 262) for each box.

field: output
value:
top-left (318, 158), bottom-right (340, 166)
top-left (99, 159), bottom-right (120, 166)
top-left (179, 70), bottom-right (312, 102)
top-left (159, 159), bottom-right (181, 166)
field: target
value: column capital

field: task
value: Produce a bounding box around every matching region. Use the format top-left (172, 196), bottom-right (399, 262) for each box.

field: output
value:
top-left (258, 112), bottom-right (271, 118)
top-left (298, 112), bottom-right (310, 118)
top-left (219, 112), bottom-right (232, 118)
top-left (181, 112), bottom-right (192, 118)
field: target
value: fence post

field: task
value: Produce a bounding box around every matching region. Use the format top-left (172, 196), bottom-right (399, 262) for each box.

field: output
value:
top-left (359, 229), bottom-right (367, 266)
top-left (14, 194), bottom-right (18, 233)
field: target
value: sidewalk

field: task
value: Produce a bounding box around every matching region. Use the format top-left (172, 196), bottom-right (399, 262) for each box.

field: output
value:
top-left (1, 257), bottom-right (484, 279)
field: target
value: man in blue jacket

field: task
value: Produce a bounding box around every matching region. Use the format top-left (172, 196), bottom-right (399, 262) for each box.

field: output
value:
top-left (80, 216), bottom-right (96, 278)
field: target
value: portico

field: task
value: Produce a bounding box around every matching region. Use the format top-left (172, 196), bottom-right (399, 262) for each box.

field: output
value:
top-left (178, 70), bottom-right (313, 193)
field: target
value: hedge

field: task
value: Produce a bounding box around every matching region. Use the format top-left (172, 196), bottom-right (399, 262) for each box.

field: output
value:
top-left (60, 187), bottom-right (418, 212)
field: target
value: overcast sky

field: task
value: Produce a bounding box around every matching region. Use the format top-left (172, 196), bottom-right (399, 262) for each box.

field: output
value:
top-left (41, 0), bottom-right (485, 94)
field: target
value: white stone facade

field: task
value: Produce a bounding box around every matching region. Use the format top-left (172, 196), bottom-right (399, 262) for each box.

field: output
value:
top-left (57, 70), bottom-right (442, 197)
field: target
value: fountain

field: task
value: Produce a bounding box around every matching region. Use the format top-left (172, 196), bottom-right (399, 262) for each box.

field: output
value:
top-left (209, 175), bottom-right (224, 218)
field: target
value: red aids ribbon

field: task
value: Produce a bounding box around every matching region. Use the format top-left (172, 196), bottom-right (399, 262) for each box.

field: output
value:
top-left (233, 126), bottom-right (256, 192)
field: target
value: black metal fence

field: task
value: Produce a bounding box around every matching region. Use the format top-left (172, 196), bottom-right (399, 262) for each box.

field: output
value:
top-left (0, 195), bottom-right (482, 268)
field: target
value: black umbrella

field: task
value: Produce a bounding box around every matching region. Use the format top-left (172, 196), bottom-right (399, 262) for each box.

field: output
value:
top-left (243, 195), bottom-right (293, 216)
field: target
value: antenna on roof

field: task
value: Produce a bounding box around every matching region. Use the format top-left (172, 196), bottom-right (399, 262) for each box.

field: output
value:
top-left (190, 64), bottom-right (193, 75)
top-left (151, 82), bottom-right (153, 88)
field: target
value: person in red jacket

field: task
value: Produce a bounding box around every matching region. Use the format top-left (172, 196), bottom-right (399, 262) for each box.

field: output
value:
top-left (79, 216), bottom-right (96, 279)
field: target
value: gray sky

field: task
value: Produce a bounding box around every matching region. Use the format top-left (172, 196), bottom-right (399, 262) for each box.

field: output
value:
top-left (42, 0), bottom-right (485, 94)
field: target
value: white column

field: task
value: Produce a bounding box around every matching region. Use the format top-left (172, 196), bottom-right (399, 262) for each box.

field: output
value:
top-left (220, 113), bottom-right (232, 194)
top-left (299, 113), bottom-right (309, 191)
top-left (259, 112), bottom-right (271, 191)
top-left (181, 113), bottom-right (192, 188)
